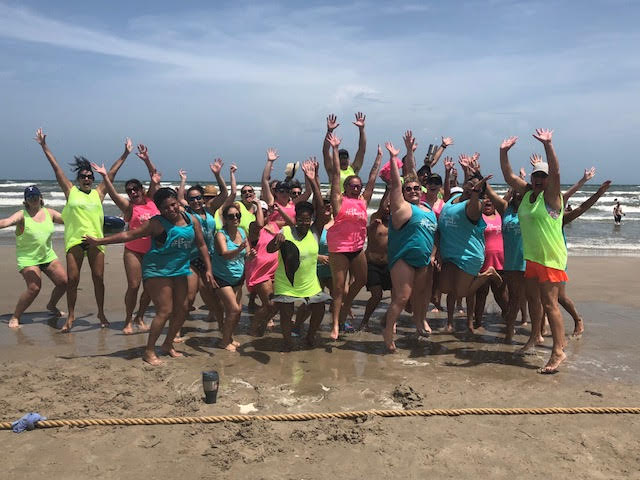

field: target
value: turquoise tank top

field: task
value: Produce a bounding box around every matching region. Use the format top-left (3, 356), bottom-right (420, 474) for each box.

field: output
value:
top-left (211, 228), bottom-right (246, 284)
top-left (142, 213), bottom-right (195, 279)
top-left (388, 203), bottom-right (437, 269)
top-left (438, 194), bottom-right (486, 276)
top-left (187, 209), bottom-right (216, 259)
top-left (502, 204), bottom-right (525, 272)
top-left (316, 228), bottom-right (331, 279)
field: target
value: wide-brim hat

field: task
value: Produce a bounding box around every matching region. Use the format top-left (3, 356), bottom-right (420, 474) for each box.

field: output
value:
top-left (203, 184), bottom-right (219, 197)
top-left (284, 162), bottom-right (299, 180)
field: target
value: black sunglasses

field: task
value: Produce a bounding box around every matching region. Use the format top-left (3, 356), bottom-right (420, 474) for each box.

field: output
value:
top-left (79, 173), bottom-right (94, 180)
top-left (404, 185), bottom-right (421, 192)
top-left (241, 189), bottom-right (254, 195)
top-left (126, 186), bottom-right (141, 194)
top-left (225, 213), bottom-right (241, 220)
top-left (347, 183), bottom-right (362, 189)
top-left (188, 195), bottom-right (203, 202)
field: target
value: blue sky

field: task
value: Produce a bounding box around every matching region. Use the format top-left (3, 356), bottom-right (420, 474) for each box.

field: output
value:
top-left (1, 0), bottom-right (639, 183)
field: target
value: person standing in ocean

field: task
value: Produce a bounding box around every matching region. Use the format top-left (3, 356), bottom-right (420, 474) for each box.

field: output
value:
top-left (499, 130), bottom-right (568, 374)
top-left (34, 128), bottom-right (131, 332)
top-left (613, 200), bottom-right (624, 225)
top-left (0, 186), bottom-right (67, 328)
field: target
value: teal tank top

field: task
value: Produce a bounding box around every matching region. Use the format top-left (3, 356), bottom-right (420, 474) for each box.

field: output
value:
top-left (188, 209), bottom-right (216, 260)
top-left (211, 228), bottom-right (246, 284)
top-left (502, 204), bottom-right (525, 272)
top-left (142, 213), bottom-right (195, 279)
top-left (438, 194), bottom-right (486, 276)
top-left (388, 203), bottom-right (437, 269)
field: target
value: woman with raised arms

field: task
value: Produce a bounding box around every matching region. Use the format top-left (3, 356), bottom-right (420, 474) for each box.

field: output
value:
top-left (84, 186), bottom-right (214, 366)
top-left (34, 128), bottom-right (131, 332)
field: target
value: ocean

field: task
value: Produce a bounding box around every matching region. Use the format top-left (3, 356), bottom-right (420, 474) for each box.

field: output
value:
top-left (1, 179), bottom-right (638, 256)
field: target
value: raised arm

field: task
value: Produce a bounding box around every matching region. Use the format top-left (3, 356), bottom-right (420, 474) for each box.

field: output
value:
top-left (207, 158), bottom-right (229, 213)
top-left (322, 114), bottom-right (339, 175)
top-left (327, 133), bottom-right (343, 217)
top-left (564, 180), bottom-right (611, 225)
top-left (485, 182), bottom-right (508, 216)
top-left (386, 141), bottom-right (412, 230)
top-left (466, 175), bottom-right (493, 222)
top-left (261, 149), bottom-right (278, 206)
top-left (499, 136), bottom-right (528, 194)
top-left (293, 172), bottom-right (313, 204)
top-left (34, 128), bottom-right (72, 198)
top-left (301, 158), bottom-right (325, 228)
top-left (136, 144), bottom-right (160, 198)
top-left (177, 169), bottom-right (188, 207)
top-left (533, 128), bottom-right (561, 211)
top-left (97, 137), bottom-right (133, 197)
top-left (0, 210), bottom-right (24, 229)
top-left (91, 162), bottom-right (130, 213)
top-left (563, 167), bottom-right (595, 206)
top-left (219, 164), bottom-right (239, 212)
top-left (362, 144), bottom-right (383, 204)
top-left (429, 136), bottom-right (454, 168)
top-left (443, 158), bottom-right (454, 202)
top-left (351, 112), bottom-right (367, 174)
top-left (402, 130), bottom-right (418, 177)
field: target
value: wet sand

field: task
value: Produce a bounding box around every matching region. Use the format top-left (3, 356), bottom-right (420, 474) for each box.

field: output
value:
top-left (1, 244), bottom-right (639, 479)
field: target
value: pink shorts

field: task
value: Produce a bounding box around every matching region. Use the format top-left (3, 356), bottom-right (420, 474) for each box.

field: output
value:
top-left (524, 260), bottom-right (568, 283)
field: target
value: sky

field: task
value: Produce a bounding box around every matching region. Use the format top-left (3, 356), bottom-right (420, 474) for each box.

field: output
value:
top-left (1, 0), bottom-right (639, 183)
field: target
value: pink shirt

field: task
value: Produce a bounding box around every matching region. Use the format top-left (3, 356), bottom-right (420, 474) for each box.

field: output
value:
top-left (125, 198), bottom-right (160, 254)
top-left (268, 201), bottom-right (296, 226)
top-left (327, 196), bottom-right (368, 253)
top-left (245, 223), bottom-right (280, 290)
top-left (481, 213), bottom-right (504, 271)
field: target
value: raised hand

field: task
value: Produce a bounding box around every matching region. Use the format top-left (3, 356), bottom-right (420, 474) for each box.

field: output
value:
top-left (327, 133), bottom-right (342, 148)
top-left (178, 169), bottom-right (187, 181)
top-left (529, 153), bottom-right (543, 167)
top-left (500, 136), bottom-right (518, 151)
top-left (230, 163), bottom-right (238, 174)
top-left (124, 137), bottom-right (133, 154)
top-left (34, 128), bottom-right (47, 145)
top-left (136, 144), bottom-right (149, 162)
top-left (90, 162), bottom-right (107, 177)
top-left (458, 154), bottom-right (471, 170)
top-left (385, 142), bottom-right (400, 158)
top-left (353, 112), bottom-right (366, 129)
top-left (450, 167), bottom-right (458, 180)
top-left (151, 171), bottom-right (162, 184)
top-left (210, 158), bottom-right (223, 175)
top-left (519, 167), bottom-right (527, 180)
top-left (403, 130), bottom-right (416, 152)
top-left (597, 180), bottom-right (612, 194)
top-left (472, 174), bottom-right (494, 192)
top-left (327, 114), bottom-right (340, 132)
top-left (532, 128), bottom-right (553, 144)
top-left (377, 144), bottom-right (383, 157)
top-left (583, 167), bottom-right (596, 182)
top-left (471, 152), bottom-right (480, 162)
top-left (302, 158), bottom-right (316, 179)
top-left (444, 156), bottom-right (454, 172)
top-left (441, 136), bottom-right (454, 147)
top-left (266, 148), bottom-right (279, 162)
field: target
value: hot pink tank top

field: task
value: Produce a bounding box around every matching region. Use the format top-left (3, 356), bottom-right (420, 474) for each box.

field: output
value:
top-left (327, 196), bottom-right (368, 252)
top-left (481, 213), bottom-right (504, 271)
top-left (125, 198), bottom-right (160, 254)
top-left (268, 201), bottom-right (296, 226)
top-left (245, 223), bottom-right (280, 290)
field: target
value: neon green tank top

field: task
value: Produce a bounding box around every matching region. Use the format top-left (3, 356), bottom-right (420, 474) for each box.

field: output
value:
top-left (16, 209), bottom-right (58, 271)
top-left (339, 165), bottom-right (356, 190)
top-left (61, 186), bottom-right (104, 252)
top-left (517, 191), bottom-right (567, 270)
top-left (274, 226), bottom-right (321, 298)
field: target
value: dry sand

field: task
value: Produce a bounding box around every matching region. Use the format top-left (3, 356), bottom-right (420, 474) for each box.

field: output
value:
top-left (1, 244), bottom-right (639, 479)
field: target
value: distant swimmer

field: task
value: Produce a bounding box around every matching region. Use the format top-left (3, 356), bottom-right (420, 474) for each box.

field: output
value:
top-left (613, 199), bottom-right (624, 225)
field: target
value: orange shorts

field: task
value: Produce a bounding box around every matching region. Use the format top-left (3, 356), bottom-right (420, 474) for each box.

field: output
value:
top-left (524, 260), bottom-right (568, 283)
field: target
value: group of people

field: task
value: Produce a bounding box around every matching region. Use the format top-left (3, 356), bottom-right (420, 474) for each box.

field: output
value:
top-left (1, 117), bottom-right (611, 373)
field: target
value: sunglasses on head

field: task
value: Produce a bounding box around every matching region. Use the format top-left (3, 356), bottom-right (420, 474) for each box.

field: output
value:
top-left (404, 185), bottom-right (421, 192)
top-left (79, 173), bottom-right (94, 180)
top-left (188, 195), bottom-right (202, 202)
top-left (126, 186), bottom-right (141, 194)
top-left (225, 212), bottom-right (241, 220)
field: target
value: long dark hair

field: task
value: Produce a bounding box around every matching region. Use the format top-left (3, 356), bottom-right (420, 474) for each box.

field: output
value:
top-left (69, 156), bottom-right (93, 178)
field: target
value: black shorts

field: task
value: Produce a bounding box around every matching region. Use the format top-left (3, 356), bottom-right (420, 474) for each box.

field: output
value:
top-left (190, 257), bottom-right (207, 274)
top-left (367, 262), bottom-right (392, 291)
top-left (614, 215), bottom-right (622, 223)
top-left (213, 275), bottom-right (243, 289)
top-left (333, 250), bottom-right (363, 262)
top-left (37, 261), bottom-right (53, 271)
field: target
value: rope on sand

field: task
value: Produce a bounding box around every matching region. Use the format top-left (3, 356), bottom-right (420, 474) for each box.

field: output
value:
top-left (2, 407), bottom-right (640, 430)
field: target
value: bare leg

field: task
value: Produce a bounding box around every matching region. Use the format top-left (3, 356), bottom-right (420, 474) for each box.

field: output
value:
top-left (249, 281), bottom-right (276, 336)
top-left (161, 276), bottom-right (189, 358)
top-left (503, 271), bottom-right (525, 343)
top-left (9, 267), bottom-right (42, 328)
top-left (87, 246), bottom-right (108, 327)
top-left (123, 249), bottom-right (144, 334)
top-left (306, 303), bottom-right (325, 347)
top-left (218, 285), bottom-right (242, 351)
top-left (538, 282), bottom-right (567, 373)
top-left (338, 251), bottom-right (367, 327)
top-left (278, 302), bottom-right (295, 351)
top-left (133, 289), bottom-right (151, 331)
top-left (473, 284), bottom-right (490, 330)
top-left (329, 253), bottom-right (349, 340)
top-left (42, 259), bottom-right (67, 317)
top-left (144, 277), bottom-right (174, 365)
top-left (558, 282), bottom-right (583, 337)
top-left (62, 246), bottom-right (84, 332)
top-left (383, 260), bottom-right (415, 352)
top-left (411, 265), bottom-right (433, 335)
top-left (360, 285), bottom-right (383, 331)
top-left (518, 277), bottom-right (544, 353)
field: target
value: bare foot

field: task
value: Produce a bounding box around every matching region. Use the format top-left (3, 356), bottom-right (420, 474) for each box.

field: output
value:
top-left (160, 347), bottom-right (183, 358)
top-left (222, 343), bottom-right (237, 352)
top-left (8, 317), bottom-right (20, 328)
top-left (443, 323), bottom-right (454, 333)
top-left (539, 351), bottom-right (567, 374)
top-left (59, 320), bottom-right (73, 333)
top-left (143, 352), bottom-right (164, 366)
top-left (122, 323), bottom-right (134, 335)
top-left (136, 321), bottom-right (150, 332)
top-left (330, 325), bottom-right (339, 340)
top-left (266, 319), bottom-right (275, 331)
top-left (382, 326), bottom-right (396, 352)
top-left (572, 318), bottom-right (584, 338)
top-left (173, 335), bottom-right (185, 344)
top-left (535, 335), bottom-right (545, 346)
top-left (516, 341), bottom-right (537, 355)
top-left (97, 314), bottom-right (110, 328)
top-left (520, 320), bottom-right (529, 327)
top-left (46, 305), bottom-right (64, 318)
top-left (430, 306), bottom-right (440, 313)
top-left (232, 340), bottom-right (240, 347)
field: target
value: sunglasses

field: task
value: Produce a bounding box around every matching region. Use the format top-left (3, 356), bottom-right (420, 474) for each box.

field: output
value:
top-left (188, 195), bottom-right (203, 202)
top-left (275, 188), bottom-right (288, 193)
top-left (404, 185), bottom-right (421, 192)
top-left (79, 174), bottom-right (94, 180)
top-left (291, 190), bottom-right (302, 196)
top-left (241, 189), bottom-right (254, 195)
top-left (225, 213), bottom-right (241, 220)
top-left (126, 186), bottom-right (141, 194)
top-left (348, 183), bottom-right (362, 190)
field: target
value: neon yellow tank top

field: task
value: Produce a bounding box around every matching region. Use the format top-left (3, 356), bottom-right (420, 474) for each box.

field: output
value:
top-left (274, 226), bottom-right (321, 298)
top-left (339, 165), bottom-right (356, 189)
top-left (61, 186), bottom-right (104, 252)
top-left (517, 191), bottom-right (567, 270)
top-left (16, 209), bottom-right (58, 271)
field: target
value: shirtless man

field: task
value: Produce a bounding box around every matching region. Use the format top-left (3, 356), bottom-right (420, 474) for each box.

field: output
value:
top-left (358, 189), bottom-right (391, 331)
top-left (613, 200), bottom-right (624, 225)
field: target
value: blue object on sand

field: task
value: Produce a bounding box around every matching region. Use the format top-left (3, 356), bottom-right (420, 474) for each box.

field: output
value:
top-left (104, 216), bottom-right (126, 233)
top-left (12, 412), bottom-right (47, 433)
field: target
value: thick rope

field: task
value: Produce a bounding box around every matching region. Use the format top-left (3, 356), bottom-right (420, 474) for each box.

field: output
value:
top-left (2, 407), bottom-right (640, 430)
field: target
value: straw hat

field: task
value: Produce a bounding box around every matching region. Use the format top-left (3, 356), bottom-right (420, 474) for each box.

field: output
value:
top-left (203, 184), bottom-right (219, 197)
top-left (284, 161), bottom-right (299, 180)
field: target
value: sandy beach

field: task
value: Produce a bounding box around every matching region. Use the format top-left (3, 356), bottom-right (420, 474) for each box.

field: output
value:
top-left (1, 242), bottom-right (639, 479)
